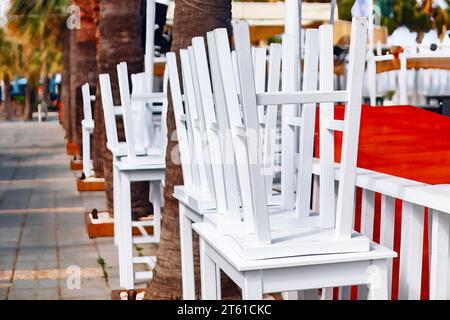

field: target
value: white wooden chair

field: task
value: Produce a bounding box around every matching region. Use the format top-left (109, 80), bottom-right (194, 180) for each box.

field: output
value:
top-left (168, 35), bottom-right (287, 298)
top-left (98, 63), bottom-right (166, 290)
top-left (81, 83), bottom-right (96, 178)
top-left (201, 18), bottom-right (371, 260)
top-left (193, 17), bottom-right (396, 300)
top-left (364, 51), bottom-right (396, 106)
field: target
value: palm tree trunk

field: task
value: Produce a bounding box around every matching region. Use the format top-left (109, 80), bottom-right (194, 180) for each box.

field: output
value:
top-left (22, 82), bottom-right (36, 121)
top-left (144, 0), bottom-right (238, 300)
top-left (1, 74), bottom-right (12, 120)
top-left (96, 0), bottom-right (152, 217)
top-left (70, 0), bottom-right (99, 159)
top-left (62, 29), bottom-right (73, 142)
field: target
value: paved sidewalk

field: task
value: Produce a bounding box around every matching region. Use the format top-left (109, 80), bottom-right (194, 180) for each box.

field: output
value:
top-left (0, 116), bottom-right (130, 300)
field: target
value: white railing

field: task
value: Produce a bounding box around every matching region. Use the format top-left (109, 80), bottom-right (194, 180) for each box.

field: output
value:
top-left (312, 159), bottom-right (450, 300)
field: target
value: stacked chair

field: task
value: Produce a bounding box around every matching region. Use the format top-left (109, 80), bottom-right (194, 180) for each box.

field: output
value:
top-left (80, 84), bottom-right (96, 178)
top-left (170, 17), bottom-right (397, 300)
top-left (98, 62), bottom-right (167, 290)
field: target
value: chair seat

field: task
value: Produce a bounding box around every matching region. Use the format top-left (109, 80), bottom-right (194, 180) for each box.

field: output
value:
top-left (114, 155), bottom-right (165, 171)
top-left (193, 222), bottom-right (397, 272)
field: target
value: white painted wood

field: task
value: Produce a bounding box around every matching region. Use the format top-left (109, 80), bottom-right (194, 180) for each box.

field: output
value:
top-left (380, 194), bottom-right (395, 299)
top-left (361, 190), bottom-right (375, 240)
top-left (200, 238), bottom-right (219, 300)
top-left (233, 20), bottom-right (271, 244)
top-left (194, 223), bottom-right (395, 301)
top-left (145, 0), bottom-right (156, 90)
top-left (166, 52), bottom-right (194, 187)
top-left (206, 31), bottom-right (241, 222)
top-left (319, 24), bottom-right (336, 229)
top-left (179, 204), bottom-right (195, 299)
top-left (99, 74), bottom-right (120, 152)
top-left (243, 270), bottom-right (264, 300)
top-left (335, 17), bottom-right (368, 239)
top-left (191, 38), bottom-right (228, 214)
top-left (117, 62), bottom-right (137, 159)
top-left (81, 83), bottom-right (95, 178)
top-left (399, 202), bottom-right (424, 300)
top-left (262, 43), bottom-right (282, 194)
top-left (295, 28), bottom-right (319, 217)
top-left (280, 33), bottom-right (297, 211)
top-left (430, 209), bottom-right (450, 300)
top-left (213, 27), bottom-right (256, 233)
top-left (118, 172), bottom-right (134, 289)
top-left (180, 49), bottom-right (214, 200)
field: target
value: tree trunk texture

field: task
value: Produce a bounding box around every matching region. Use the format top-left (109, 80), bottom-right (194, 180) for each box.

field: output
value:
top-left (91, 0), bottom-right (104, 177)
top-left (1, 74), bottom-right (12, 120)
top-left (22, 83), bottom-right (36, 121)
top-left (96, 0), bottom-right (152, 217)
top-left (145, 0), bottom-right (239, 300)
top-left (62, 29), bottom-right (73, 142)
top-left (69, 0), bottom-right (98, 158)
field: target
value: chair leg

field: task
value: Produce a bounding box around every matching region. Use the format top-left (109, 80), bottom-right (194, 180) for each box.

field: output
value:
top-left (118, 172), bottom-right (134, 290)
top-left (179, 205), bottom-right (196, 300)
top-left (200, 238), bottom-right (219, 300)
top-left (113, 164), bottom-right (120, 246)
top-left (242, 270), bottom-right (263, 300)
top-left (152, 180), bottom-right (162, 243)
top-left (368, 260), bottom-right (389, 300)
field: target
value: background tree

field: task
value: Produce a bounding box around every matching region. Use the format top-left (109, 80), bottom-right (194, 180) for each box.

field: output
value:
top-left (0, 29), bottom-right (18, 120)
top-left (6, 0), bottom-right (69, 120)
top-left (95, 0), bottom-right (152, 220)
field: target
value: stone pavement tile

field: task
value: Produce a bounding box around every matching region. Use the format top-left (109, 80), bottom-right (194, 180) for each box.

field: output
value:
top-left (60, 286), bottom-right (110, 300)
top-left (0, 256), bottom-right (15, 270)
top-left (57, 212), bottom-right (84, 226)
top-left (25, 213), bottom-right (56, 226)
top-left (15, 258), bottom-right (58, 270)
top-left (0, 289), bottom-right (8, 300)
top-left (18, 247), bottom-right (57, 261)
top-left (0, 165), bottom-right (16, 181)
top-left (12, 165), bottom-right (35, 181)
top-left (0, 189), bottom-right (31, 210)
top-left (8, 287), bottom-right (59, 300)
top-left (55, 191), bottom-right (83, 208)
top-left (11, 279), bottom-right (58, 290)
top-left (27, 190), bottom-right (56, 209)
top-left (79, 276), bottom-right (108, 289)
top-left (33, 164), bottom-right (55, 180)
top-left (0, 247), bottom-right (18, 258)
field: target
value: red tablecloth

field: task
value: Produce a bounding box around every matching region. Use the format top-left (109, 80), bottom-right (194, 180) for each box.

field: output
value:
top-left (315, 105), bottom-right (450, 300)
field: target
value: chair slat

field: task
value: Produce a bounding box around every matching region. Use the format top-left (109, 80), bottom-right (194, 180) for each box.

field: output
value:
top-left (335, 17), bottom-right (368, 238)
top-left (191, 37), bottom-right (229, 214)
top-left (233, 21), bottom-right (271, 244)
top-left (263, 43), bottom-right (282, 194)
top-left (319, 24), bottom-right (336, 229)
top-left (295, 28), bottom-right (319, 217)
top-left (429, 209), bottom-right (450, 300)
top-left (380, 194), bottom-right (395, 299)
top-left (280, 34), bottom-right (297, 211)
top-left (99, 74), bottom-right (120, 151)
top-left (399, 201), bottom-right (424, 300)
top-left (117, 62), bottom-right (137, 159)
top-left (206, 31), bottom-right (241, 222)
top-left (166, 52), bottom-right (194, 187)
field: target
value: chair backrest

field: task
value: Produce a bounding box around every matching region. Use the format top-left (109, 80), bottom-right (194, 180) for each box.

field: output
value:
top-left (179, 48), bottom-right (215, 201)
top-left (166, 53), bottom-right (195, 188)
top-left (116, 62), bottom-right (137, 159)
top-left (99, 73), bottom-right (120, 153)
top-left (211, 17), bottom-right (367, 244)
top-left (81, 83), bottom-right (93, 122)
